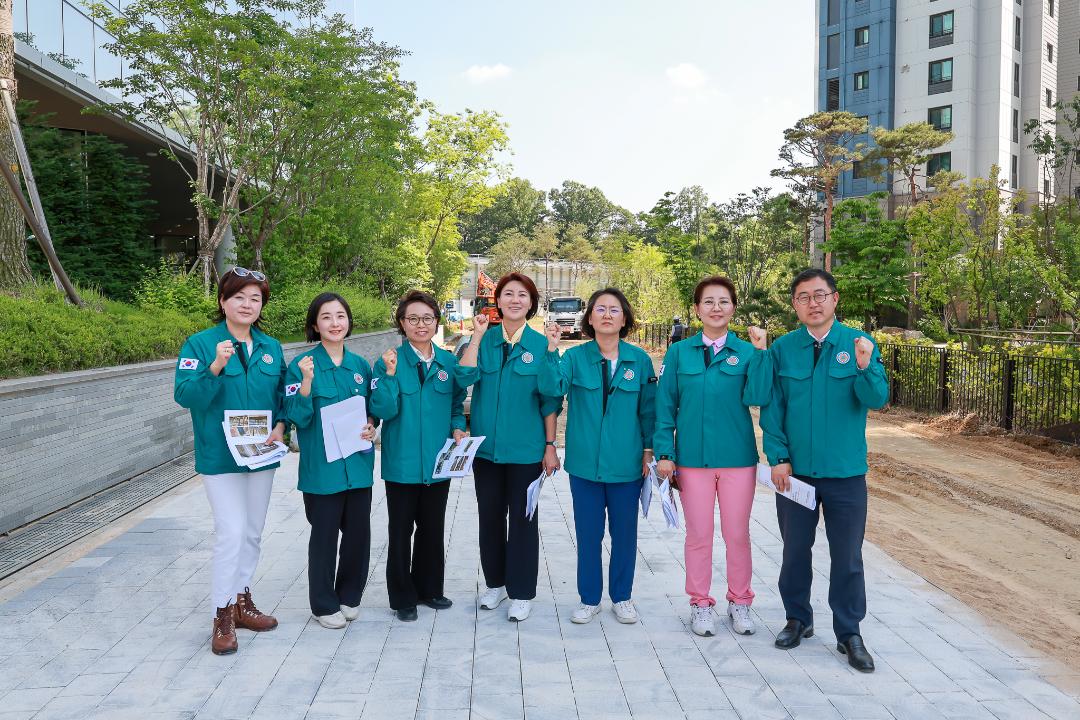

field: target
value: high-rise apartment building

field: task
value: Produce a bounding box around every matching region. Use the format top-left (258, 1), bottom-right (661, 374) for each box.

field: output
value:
top-left (816, 0), bottom-right (1072, 203)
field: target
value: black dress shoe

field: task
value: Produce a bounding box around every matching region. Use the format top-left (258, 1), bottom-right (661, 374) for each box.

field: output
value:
top-left (395, 606), bottom-right (418, 622)
top-left (838, 635), bottom-right (875, 673)
top-left (774, 619), bottom-right (814, 649)
top-left (421, 596), bottom-right (453, 610)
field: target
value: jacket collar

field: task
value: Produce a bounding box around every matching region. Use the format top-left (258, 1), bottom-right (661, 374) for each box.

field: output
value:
top-left (312, 341), bottom-right (362, 373)
top-left (796, 320), bottom-right (840, 347)
top-left (583, 338), bottom-right (637, 365)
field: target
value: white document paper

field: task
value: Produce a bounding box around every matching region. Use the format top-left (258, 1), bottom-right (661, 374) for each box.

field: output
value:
top-left (639, 463), bottom-right (654, 518)
top-left (755, 463), bottom-right (818, 510)
top-left (221, 410), bottom-right (288, 469)
top-left (525, 470), bottom-right (548, 521)
top-left (658, 476), bottom-right (680, 529)
top-left (320, 396), bottom-right (370, 463)
top-left (431, 435), bottom-right (486, 479)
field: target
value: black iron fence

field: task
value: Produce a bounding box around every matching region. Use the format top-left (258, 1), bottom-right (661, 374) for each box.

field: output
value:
top-left (630, 322), bottom-right (701, 350)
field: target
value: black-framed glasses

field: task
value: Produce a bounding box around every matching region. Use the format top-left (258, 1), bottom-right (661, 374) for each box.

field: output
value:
top-left (230, 267), bottom-right (266, 281)
top-left (793, 290), bottom-right (836, 306)
top-left (405, 315), bottom-right (437, 327)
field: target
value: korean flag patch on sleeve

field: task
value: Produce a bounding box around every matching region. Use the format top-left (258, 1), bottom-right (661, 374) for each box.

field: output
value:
top-left (179, 358), bottom-right (199, 371)
top-left (285, 383), bottom-right (301, 397)
top-left (370, 377), bottom-right (379, 391)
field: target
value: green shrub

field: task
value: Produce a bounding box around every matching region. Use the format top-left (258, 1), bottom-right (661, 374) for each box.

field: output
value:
top-left (259, 282), bottom-right (392, 341)
top-left (134, 259), bottom-right (217, 320)
top-left (0, 282), bottom-right (210, 379)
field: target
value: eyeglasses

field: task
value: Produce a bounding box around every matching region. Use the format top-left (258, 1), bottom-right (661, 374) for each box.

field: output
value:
top-left (699, 299), bottom-right (733, 310)
top-left (230, 267), bottom-right (266, 281)
top-left (405, 315), bottom-right (437, 327)
top-left (793, 291), bottom-right (837, 306)
top-left (593, 306), bottom-right (623, 316)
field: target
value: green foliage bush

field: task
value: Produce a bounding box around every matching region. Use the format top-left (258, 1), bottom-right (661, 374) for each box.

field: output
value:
top-left (133, 259), bottom-right (217, 320)
top-left (258, 282), bottom-right (392, 341)
top-left (0, 282), bottom-right (210, 379)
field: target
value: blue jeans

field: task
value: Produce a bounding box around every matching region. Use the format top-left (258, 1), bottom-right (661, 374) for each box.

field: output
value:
top-left (570, 475), bottom-right (642, 605)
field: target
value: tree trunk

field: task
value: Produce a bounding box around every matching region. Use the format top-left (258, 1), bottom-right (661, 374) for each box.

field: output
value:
top-left (0, 1), bottom-right (31, 290)
top-left (823, 186), bottom-right (834, 271)
top-left (199, 252), bottom-right (213, 296)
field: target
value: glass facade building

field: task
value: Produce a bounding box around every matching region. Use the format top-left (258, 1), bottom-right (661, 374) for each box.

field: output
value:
top-left (12, 0), bottom-right (125, 86)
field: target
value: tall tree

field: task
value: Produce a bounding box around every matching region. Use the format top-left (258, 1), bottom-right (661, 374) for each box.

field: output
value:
top-left (549, 180), bottom-right (619, 240)
top-left (868, 121), bottom-right (954, 205)
top-left (0, 0), bottom-right (31, 289)
top-left (458, 177), bottom-right (548, 253)
top-left (771, 111), bottom-right (868, 270)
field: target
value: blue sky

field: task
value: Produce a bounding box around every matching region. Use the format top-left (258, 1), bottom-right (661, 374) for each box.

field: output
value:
top-left (348, 1), bottom-right (814, 213)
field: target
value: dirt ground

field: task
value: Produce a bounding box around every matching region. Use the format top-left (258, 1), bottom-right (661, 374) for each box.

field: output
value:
top-left (863, 410), bottom-right (1080, 670)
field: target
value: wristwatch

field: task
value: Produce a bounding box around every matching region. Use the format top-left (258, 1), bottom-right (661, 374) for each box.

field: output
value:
top-left (658, 454), bottom-right (672, 461)
top-left (545, 440), bottom-right (558, 448)
top-left (777, 457), bottom-right (791, 464)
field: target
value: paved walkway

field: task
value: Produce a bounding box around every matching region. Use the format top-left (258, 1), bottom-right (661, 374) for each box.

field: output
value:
top-left (0, 453), bottom-right (1077, 720)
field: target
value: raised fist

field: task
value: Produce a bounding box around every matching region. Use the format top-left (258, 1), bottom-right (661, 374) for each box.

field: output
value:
top-left (748, 325), bottom-right (767, 350)
top-left (298, 355), bottom-right (315, 380)
top-left (545, 322), bottom-right (563, 352)
top-left (472, 313), bottom-right (490, 336)
top-left (854, 336), bottom-right (873, 370)
top-left (382, 348), bottom-right (398, 376)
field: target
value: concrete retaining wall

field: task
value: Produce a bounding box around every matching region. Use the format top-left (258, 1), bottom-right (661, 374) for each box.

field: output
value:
top-left (0, 329), bottom-right (399, 535)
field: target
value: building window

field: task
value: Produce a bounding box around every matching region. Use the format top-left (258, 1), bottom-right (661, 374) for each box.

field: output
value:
top-left (929, 58), bottom-right (953, 86)
top-left (827, 33), bottom-right (840, 69)
top-left (1013, 108), bottom-right (1019, 143)
top-left (1048, 43), bottom-right (1054, 62)
top-left (1049, 0), bottom-right (1054, 17)
top-left (827, 77), bottom-right (840, 110)
top-left (1016, 17), bottom-right (1022, 50)
top-left (854, 71), bottom-right (870, 91)
top-left (827, 0), bottom-right (840, 25)
top-left (928, 105), bottom-right (953, 131)
top-left (27, 0), bottom-right (63, 57)
top-left (1076, 75), bottom-right (1080, 92)
top-left (930, 11), bottom-right (954, 39)
top-left (927, 152), bottom-right (952, 176)
top-left (855, 26), bottom-right (870, 47)
top-left (852, 160), bottom-right (869, 180)
top-left (1045, 179), bottom-right (1052, 197)
top-left (1011, 155), bottom-right (1019, 189)
top-left (1014, 63), bottom-right (1021, 97)
top-left (1047, 88), bottom-right (1053, 107)
top-left (857, 115), bottom-right (870, 132)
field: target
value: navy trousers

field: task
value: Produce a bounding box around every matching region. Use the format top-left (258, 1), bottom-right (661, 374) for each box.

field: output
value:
top-left (775, 474), bottom-right (867, 642)
top-left (570, 475), bottom-right (642, 606)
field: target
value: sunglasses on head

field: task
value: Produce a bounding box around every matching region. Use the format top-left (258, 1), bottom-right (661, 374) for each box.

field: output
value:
top-left (230, 267), bottom-right (266, 281)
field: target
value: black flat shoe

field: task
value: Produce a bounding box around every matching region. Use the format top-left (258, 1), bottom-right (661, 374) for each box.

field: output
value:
top-left (774, 619), bottom-right (814, 649)
top-left (422, 596), bottom-right (453, 610)
top-left (395, 606), bottom-right (418, 622)
top-left (838, 635), bottom-right (875, 673)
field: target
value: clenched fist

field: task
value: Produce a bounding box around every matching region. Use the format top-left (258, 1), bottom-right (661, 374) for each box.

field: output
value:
top-left (472, 313), bottom-right (490, 336)
top-left (298, 355), bottom-right (315, 380)
top-left (382, 348), bottom-right (398, 376)
top-left (212, 340), bottom-right (235, 371)
top-left (854, 336), bottom-right (873, 370)
top-left (545, 322), bottom-right (563, 352)
top-left (748, 325), bottom-right (767, 350)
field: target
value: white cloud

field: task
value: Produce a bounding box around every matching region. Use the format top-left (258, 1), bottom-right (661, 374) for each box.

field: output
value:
top-left (665, 62), bottom-right (709, 90)
top-left (462, 63), bottom-right (513, 84)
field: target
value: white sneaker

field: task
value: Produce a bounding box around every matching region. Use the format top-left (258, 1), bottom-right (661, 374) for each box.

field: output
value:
top-left (340, 604), bottom-right (360, 621)
top-left (612, 600), bottom-right (639, 624)
top-left (314, 611), bottom-right (347, 629)
top-left (479, 586), bottom-right (508, 610)
top-left (727, 602), bottom-right (755, 635)
top-left (690, 604), bottom-right (716, 637)
top-left (507, 599), bottom-right (532, 622)
top-left (571, 603), bottom-right (601, 624)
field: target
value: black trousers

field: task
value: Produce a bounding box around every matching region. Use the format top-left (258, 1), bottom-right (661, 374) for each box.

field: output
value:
top-left (384, 480), bottom-right (451, 610)
top-left (775, 474), bottom-right (867, 642)
top-left (303, 488), bottom-right (372, 616)
top-left (473, 457), bottom-right (541, 600)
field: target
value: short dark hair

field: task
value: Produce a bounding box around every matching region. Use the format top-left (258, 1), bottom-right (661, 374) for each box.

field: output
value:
top-left (216, 269), bottom-right (271, 325)
top-left (395, 290), bottom-right (441, 335)
top-left (693, 275), bottom-right (738, 306)
top-left (790, 268), bottom-right (838, 296)
top-left (494, 272), bottom-right (540, 319)
top-left (305, 292), bottom-right (353, 342)
top-left (582, 287), bottom-right (637, 339)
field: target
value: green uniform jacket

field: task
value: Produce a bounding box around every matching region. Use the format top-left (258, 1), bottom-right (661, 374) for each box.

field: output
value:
top-left (538, 340), bottom-right (657, 484)
top-left (470, 324), bottom-right (563, 465)
top-left (174, 322), bottom-right (287, 475)
top-left (284, 343), bottom-right (376, 494)
top-left (370, 340), bottom-right (479, 484)
top-left (653, 331), bottom-right (772, 468)
top-left (760, 322), bottom-right (890, 479)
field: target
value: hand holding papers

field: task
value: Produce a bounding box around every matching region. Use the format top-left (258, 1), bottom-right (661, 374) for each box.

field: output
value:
top-left (525, 469), bottom-right (549, 521)
top-left (320, 396), bottom-right (372, 463)
top-left (755, 463), bottom-right (817, 510)
top-left (642, 461), bottom-right (680, 528)
top-left (431, 435), bottom-right (486, 479)
top-left (639, 464), bottom-right (654, 518)
top-left (222, 410), bottom-right (288, 469)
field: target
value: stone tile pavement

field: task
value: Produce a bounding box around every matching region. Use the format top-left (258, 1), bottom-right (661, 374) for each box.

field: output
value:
top-left (0, 452), bottom-right (1077, 720)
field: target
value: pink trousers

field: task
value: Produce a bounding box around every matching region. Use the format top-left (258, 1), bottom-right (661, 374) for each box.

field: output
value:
top-left (678, 466), bottom-right (756, 607)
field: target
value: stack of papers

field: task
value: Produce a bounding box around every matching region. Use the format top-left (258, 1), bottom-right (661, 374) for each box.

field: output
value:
top-left (432, 436), bottom-right (486, 479)
top-left (525, 469), bottom-right (550, 521)
top-left (320, 396), bottom-right (372, 463)
top-left (222, 410), bottom-right (288, 469)
top-left (642, 461), bottom-right (680, 529)
top-left (755, 463), bottom-right (818, 510)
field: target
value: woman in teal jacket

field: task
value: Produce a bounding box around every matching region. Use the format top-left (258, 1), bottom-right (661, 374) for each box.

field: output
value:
top-left (174, 268), bottom-right (284, 655)
top-left (538, 287), bottom-right (656, 626)
top-left (653, 275), bottom-right (771, 638)
top-left (284, 293), bottom-right (377, 630)
top-left (370, 290), bottom-right (478, 622)
top-left (458, 272), bottom-right (562, 623)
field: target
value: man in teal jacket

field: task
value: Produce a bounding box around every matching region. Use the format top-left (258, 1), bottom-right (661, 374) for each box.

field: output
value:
top-left (761, 269), bottom-right (889, 672)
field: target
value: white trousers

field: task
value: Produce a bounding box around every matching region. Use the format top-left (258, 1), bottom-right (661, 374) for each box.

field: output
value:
top-left (203, 469), bottom-right (276, 613)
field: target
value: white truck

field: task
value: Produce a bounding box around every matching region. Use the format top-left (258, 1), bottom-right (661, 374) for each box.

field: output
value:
top-left (546, 296), bottom-right (586, 339)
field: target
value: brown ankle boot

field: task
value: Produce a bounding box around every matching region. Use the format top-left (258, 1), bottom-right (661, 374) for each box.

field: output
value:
top-left (235, 587), bottom-right (278, 631)
top-left (211, 603), bottom-right (238, 655)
